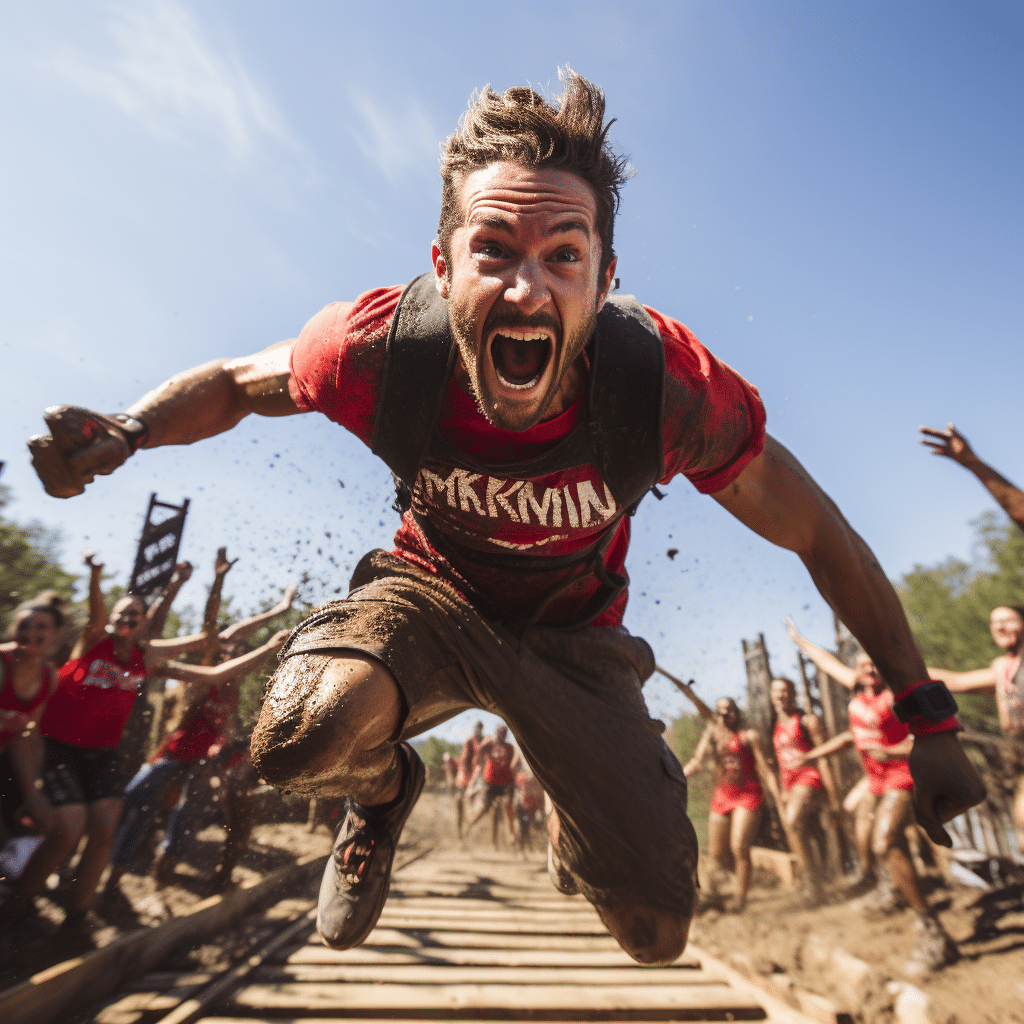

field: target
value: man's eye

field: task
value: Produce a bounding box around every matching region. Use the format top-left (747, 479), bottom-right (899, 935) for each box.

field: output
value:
top-left (475, 244), bottom-right (506, 259)
top-left (553, 250), bottom-right (580, 263)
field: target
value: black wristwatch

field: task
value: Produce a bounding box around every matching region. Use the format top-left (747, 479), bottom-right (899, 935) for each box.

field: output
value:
top-left (893, 680), bottom-right (958, 723)
top-left (110, 413), bottom-right (150, 453)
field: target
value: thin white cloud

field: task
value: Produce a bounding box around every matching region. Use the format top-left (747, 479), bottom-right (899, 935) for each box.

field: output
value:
top-left (47, 0), bottom-right (293, 167)
top-left (348, 90), bottom-right (441, 186)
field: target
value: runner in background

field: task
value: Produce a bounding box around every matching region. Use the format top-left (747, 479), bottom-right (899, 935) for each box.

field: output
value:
top-left (455, 721), bottom-right (484, 839)
top-left (514, 768), bottom-right (545, 854)
top-left (770, 675), bottom-right (838, 905)
top-left (788, 621), bottom-right (959, 970)
top-left (927, 605), bottom-right (1024, 848)
top-left (684, 697), bottom-right (779, 912)
top-left (920, 423), bottom-right (1024, 532)
top-left (466, 725), bottom-right (518, 848)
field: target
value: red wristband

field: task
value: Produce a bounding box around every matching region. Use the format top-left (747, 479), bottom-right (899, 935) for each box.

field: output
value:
top-left (908, 715), bottom-right (961, 737)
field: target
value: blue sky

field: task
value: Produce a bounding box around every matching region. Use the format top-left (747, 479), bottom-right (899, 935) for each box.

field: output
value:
top-left (1, 2), bottom-right (1020, 739)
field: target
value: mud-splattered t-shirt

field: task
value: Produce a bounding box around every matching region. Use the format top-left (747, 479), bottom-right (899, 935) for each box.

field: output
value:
top-left (289, 286), bottom-right (766, 627)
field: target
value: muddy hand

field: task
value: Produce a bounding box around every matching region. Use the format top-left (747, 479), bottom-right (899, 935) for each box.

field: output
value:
top-left (28, 406), bottom-right (132, 498)
top-left (910, 731), bottom-right (986, 846)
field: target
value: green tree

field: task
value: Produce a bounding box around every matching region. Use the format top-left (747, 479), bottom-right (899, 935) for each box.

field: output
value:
top-left (0, 483), bottom-right (78, 626)
top-left (899, 512), bottom-right (1024, 733)
top-left (665, 712), bottom-right (712, 851)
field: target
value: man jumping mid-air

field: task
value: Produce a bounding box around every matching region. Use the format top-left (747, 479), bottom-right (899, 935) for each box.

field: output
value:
top-left (25, 69), bottom-right (983, 966)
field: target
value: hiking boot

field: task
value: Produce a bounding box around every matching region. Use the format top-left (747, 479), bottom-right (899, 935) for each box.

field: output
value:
top-left (905, 912), bottom-right (959, 975)
top-left (317, 743), bottom-right (425, 950)
top-left (547, 840), bottom-right (579, 896)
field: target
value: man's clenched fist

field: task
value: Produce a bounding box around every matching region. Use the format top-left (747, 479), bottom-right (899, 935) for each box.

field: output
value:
top-left (27, 406), bottom-right (134, 498)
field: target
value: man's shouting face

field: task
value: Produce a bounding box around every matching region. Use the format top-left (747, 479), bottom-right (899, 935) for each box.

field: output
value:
top-left (432, 162), bottom-right (616, 432)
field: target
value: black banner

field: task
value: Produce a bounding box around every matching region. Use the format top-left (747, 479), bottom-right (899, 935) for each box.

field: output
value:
top-left (128, 493), bottom-right (190, 596)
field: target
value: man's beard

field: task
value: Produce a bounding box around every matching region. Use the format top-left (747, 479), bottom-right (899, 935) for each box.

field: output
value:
top-left (448, 297), bottom-right (597, 433)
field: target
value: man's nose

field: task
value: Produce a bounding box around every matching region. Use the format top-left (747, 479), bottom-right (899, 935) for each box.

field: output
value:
top-left (503, 258), bottom-right (550, 313)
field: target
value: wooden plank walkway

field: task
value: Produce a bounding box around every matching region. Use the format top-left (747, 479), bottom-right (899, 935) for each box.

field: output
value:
top-left (184, 849), bottom-right (792, 1023)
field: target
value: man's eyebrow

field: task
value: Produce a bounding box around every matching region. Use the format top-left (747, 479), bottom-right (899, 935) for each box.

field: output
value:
top-left (467, 214), bottom-right (591, 238)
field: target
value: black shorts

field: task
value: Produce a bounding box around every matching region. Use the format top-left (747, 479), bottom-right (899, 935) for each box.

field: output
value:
top-left (42, 738), bottom-right (125, 806)
top-left (273, 549), bottom-right (699, 917)
top-left (482, 780), bottom-right (515, 808)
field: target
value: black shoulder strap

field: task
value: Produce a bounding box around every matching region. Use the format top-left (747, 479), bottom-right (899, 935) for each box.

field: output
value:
top-left (372, 278), bottom-right (665, 508)
top-left (370, 274), bottom-right (455, 485)
top-left (587, 295), bottom-right (665, 509)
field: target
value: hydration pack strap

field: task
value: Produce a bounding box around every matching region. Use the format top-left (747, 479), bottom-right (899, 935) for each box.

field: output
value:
top-left (371, 274), bottom-right (455, 485)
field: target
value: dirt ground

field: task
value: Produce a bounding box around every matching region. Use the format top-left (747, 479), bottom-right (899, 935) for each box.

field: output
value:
top-left (692, 872), bottom-right (1024, 1024)
top-left (4, 788), bottom-right (1023, 1024)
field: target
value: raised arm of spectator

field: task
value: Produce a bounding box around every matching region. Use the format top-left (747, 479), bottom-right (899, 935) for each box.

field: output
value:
top-left (748, 729), bottom-right (784, 809)
top-left (197, 547), bottom-right (237, 664)
top-left (925, 664), bottom-right (997, 694)
top-left (142, 561), bottom-right (193, 642)
top-left (683, 724), bottom-right (714, 778)
top-left (159, 629), bottom-right (290, 686)
top-left (219, 584), bottom-right (297, 643)
top-left (804, 713), bottom-right (840, 810)
top-left (72, 552), bottom-right (109, 659)
top-left (799, 730), bottom-right (854, 763)
top-left (655, 665), bottom-right (716, 723)
top-left (785, 617), bottom-right (857, 691)
top-left (920, 423), bottom-right (1024, 532)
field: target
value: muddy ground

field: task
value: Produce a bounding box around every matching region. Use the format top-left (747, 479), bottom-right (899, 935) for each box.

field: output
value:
top-left (3, 789), bottom-right (1023, 1023)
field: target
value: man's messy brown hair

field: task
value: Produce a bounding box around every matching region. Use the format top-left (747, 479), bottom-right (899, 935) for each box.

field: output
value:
top-left (438, 66), bottom-right (630, 279)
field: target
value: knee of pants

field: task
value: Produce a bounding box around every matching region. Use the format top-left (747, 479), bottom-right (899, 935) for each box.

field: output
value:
top-left (600, 904), bottom-right (691, 967)
top-left (250, 653), bottom-right (370, 792)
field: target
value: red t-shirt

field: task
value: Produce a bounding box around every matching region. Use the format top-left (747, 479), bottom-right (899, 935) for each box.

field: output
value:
top-left (0, 650), bottom-right (54, 749)
top-left (773, 710), bottom-right (824, 792)
top-left (156, 684), bottom-right (234, 763)
top-left (848, 685), bottom-right (913, 795)
top-left (41, 638), bottom-right (146, 750)
top-left (289, 287), bottom-right (766, 626)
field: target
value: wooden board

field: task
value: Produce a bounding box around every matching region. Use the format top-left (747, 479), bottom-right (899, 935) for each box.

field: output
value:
top-left (286, 945), bottom-right (702, 969)
top-left (227, 981), bottom-right (766, 1015)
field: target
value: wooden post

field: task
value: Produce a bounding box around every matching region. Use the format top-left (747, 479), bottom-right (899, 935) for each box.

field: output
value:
top-left (742, 633), bottom-right (774, 749)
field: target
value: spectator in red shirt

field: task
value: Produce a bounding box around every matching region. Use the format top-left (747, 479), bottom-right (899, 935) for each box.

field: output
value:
top-left (465, 724), bottom-right (518, 848)
top-left (26, 68), bottom-right (982, 964)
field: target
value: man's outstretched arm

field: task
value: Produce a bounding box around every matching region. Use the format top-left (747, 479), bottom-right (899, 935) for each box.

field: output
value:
top-left (28, 340), bottom-right (301, 497)
top-left (920, 422), bottom-right (1024, 532)
top-left (713, 435), bottom-right (985, 842)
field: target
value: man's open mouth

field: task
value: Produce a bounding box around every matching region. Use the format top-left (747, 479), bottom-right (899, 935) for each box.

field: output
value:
top-left (490, 330), bottom-right (553, 390)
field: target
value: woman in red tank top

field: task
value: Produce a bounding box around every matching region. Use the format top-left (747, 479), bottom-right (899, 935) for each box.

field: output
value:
top-left (769, 676), bottom-right (837, 903)
top-left (4, 553), bottom-right (237, 929)
top-left (787, 619), bottom-right (958, 967)
top-left (0, 593), bottom-right (65, 841)
top-left (684, 697), bottom-right (775, 911)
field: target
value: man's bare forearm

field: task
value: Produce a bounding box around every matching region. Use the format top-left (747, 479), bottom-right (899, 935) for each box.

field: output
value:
top-left (718, 439), bottom-right (926, 694)
top-left (127, 342), bottom-right (299, 449)
top-left (799, 516), bottom-right (926, 693)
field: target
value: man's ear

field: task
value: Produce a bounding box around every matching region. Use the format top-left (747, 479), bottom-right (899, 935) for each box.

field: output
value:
top-left (431, 241), bottom-right (449, 298)
top-left (595, 257), bottom-right (618, 312)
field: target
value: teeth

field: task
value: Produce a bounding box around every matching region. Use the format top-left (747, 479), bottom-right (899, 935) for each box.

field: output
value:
top-left (494, 330), bottom-right (551, 342)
